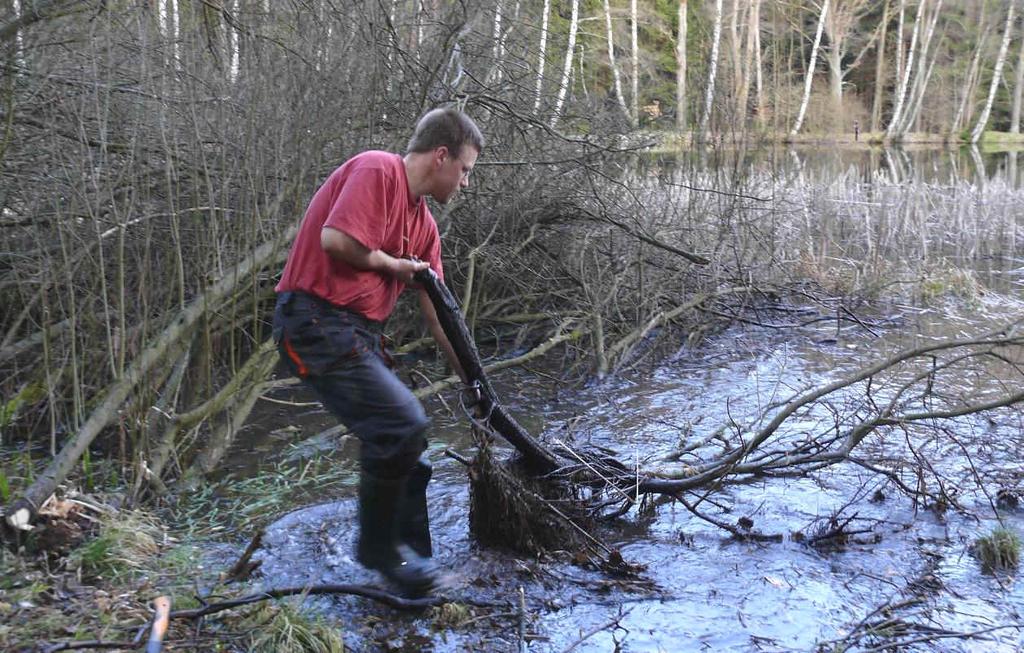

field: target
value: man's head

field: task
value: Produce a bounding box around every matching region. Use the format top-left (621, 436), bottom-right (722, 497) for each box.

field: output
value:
top-left (406, 108), bottom-right (484, 204)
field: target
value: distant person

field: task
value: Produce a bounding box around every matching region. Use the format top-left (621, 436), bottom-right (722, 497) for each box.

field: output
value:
top-left (853, 120), bottom-right (860, 142)
top-left (273, 108), bottom-right (483, 596)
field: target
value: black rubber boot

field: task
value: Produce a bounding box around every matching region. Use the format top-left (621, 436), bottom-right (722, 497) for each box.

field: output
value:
top-left (356, 471), bottom-right (439, 597)
top-left (399, 454), bottom-right (433, 558)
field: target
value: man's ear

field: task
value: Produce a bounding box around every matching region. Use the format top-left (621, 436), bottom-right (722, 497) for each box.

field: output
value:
top-left (433, 145), bottom-right (450, 167)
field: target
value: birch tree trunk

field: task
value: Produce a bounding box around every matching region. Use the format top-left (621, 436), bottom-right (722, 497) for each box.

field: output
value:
top-left (790, 0), bottom-right (829, 136)
top-left (676, 0), bottom-right (688, 130)
top-left (826, 17), bottom-right (843, 110)
top-left (885, 0), bottom-right (925, 139)
top-left (604, 0), bottom-right (629, 120)
top-left (870, 0), bottom-right (889, 132)
top-left (728, 0), bottom-right (742, 108)
top-left (533, 0), bottom-right (550, 113)
top-left (550, 0), bottom-right (580, 127)
top-left (490, 0), bottom-right (504, 84)
top-left (737, 0), bottom-right (759, 123)
top-left (753, 0), bottom-right (765, 123)
top-left (895, 0), bottom-right (904, 86)
top-left (971, 0), bottom-right (1016, 143)
top-left (631, 0), bottom-right (639, 127)
top-left (952, 27), bottom-right (988, 133)
top-left (698, 0), bottom-right (723, 140)
top-left (5, 226), bottom-right (299, 530)
top-left (894, 0), bottom-right (943, 136)
top-left (1010, 19), bottom-right (1024, 132)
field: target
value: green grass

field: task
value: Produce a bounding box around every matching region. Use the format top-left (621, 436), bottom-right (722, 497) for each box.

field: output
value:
top-left (67, 510), bottom-right (162, 580)
top-left (972, 527), bottom-right (1021, 573)
top-left (244, 603), bottom-right (345, 653)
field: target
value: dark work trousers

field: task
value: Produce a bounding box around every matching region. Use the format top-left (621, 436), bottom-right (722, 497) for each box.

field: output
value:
top-left (273, 291), bottom-right (428, 478)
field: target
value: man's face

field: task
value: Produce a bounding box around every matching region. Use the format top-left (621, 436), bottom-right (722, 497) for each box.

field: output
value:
top-left (432, 145), bottom-right (478, 204)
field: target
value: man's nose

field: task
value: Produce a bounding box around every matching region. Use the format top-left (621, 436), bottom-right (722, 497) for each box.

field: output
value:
top-left (460, 176), bottom-right (469, 188)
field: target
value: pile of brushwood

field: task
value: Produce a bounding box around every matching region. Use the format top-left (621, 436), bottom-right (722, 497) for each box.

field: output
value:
top-left (417, 267), bottom-right (1024, 563)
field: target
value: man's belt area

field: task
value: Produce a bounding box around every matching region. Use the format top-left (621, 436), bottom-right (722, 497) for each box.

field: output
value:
top-left (278, 290), bottom-right (384, 333)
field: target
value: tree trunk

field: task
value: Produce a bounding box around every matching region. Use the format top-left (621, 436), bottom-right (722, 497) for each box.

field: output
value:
top-left (603, 0), bottom-right (629, 121)
top-left (533, 0), bottom-right (550, 113)
top-left (826, 16), bottom-right (842, 111)
top-left (630, 0), bottom-right (639, 127)
top-left (895, 0), bottom-right (904, 86)
top-left (885, 0), bottom-right (925, 139)
top-left (5, 225), bottom-right (299, 530)
top-left (971, 0), bottom-right (1016, 143)
top-left (698, 0), bottom-right (723, 140)
top-left (952, 27), bottom-right (988, 133)
top-left (870, 0), bottom-right (890, 132)
top-left (790, 0), bottom-right (829, 136)
top-left (895, 0), bottom-right (943, 136)
top-left (676, 0), bottom-right (688, 130)
top-left (413, 268), bottom-right (560, 474)
top-left (489, 0), bottom-right (504, 84)
top-left (753, 0), bottom-right (765, 124)
top-left (1011, 23), bottom-right (1024, 133)
top-left (737, 0), bottom-right (759, 123)
top-left (550, 0), bottom-right (580, 127)
top-left (728, 0), bottom-right (742, 110)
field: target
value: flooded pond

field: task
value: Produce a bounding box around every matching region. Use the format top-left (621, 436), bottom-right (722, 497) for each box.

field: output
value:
top-left (223, 146), bottom-right (1024, 652)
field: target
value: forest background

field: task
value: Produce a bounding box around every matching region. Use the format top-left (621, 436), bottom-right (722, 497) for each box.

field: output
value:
top-left (1, 0), bottom-right (1023, 648)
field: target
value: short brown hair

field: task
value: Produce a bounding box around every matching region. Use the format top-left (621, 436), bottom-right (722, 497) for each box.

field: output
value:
top-left (406, 108), bottom-right (484, 158)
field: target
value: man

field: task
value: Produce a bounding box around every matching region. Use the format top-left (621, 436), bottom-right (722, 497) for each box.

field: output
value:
top-left (273, 108), bottom-right (483, 596)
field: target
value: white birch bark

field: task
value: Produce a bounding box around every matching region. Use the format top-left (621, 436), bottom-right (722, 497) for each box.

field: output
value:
top-left (971, 0), bottom-right (1016, 143)
top-left (11, 0), bottom-right (23, 68)
top-left (737, 0), bottom-right (759, 121)
top-left (676, 0), bottom-right (688, 130)
top-left (604, 0), bottom-right (629, 120)
top-left (753, 0), bottom-right (764, 122)
top-left (728, 0), bottom-right (742, 103)
top-left (895, 0), bottom-right (905, 86)
top-left (952, 27), bottom-right (988, 133)
top-left (790, 0), bottom-right (830, 136)
top-left (697, 0), bottom-right (723, 140)
top-left (1012, 25), bottom-right (1024, 132)
top-left (551, 0), bottom-right (580, 127)
top-left (534, 0), bottom-right (550, 113)
top-left (870, 0), bottom-right (890, 132)
top-left (885, 0), bottom-right (924, 138)
top-left (631, 0), bottom-right (639, 126)
top-left (895, 0), bottom-right (942, 136)
top-left (826, 15), bottom-right (842, 106)
top-left (228, 0), bottom-right (239, 82)
top-left (491, 0), bottom-right (504, 83)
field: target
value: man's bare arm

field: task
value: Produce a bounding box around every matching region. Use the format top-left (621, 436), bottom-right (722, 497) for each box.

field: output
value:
top-left (418, 289), bottom-right (469, 384)
top-left (321, 227), bottom-right (427, 283)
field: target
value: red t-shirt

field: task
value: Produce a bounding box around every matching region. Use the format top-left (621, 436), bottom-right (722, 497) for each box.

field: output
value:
top-left (276, 151), bottom-right (444, 322)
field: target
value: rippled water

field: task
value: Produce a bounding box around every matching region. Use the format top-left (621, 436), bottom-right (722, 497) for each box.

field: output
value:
top-left (247, 289), bottom-right (1024, 652)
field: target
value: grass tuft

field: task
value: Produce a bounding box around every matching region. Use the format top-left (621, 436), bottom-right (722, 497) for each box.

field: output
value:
top-left (245, 603), bottom-right (345, 653)
top-left (431, 602), bottom-right (474, 629)
top-left (971, 527), bottom-right (1021, 573)
top-left (68, 510), bottom-right (163, 580)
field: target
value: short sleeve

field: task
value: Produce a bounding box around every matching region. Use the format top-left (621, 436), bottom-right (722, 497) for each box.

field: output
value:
top-left (323, 166), bottom-right (389, 250)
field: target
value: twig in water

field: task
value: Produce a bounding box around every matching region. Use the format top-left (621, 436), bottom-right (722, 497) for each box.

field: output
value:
top-left (559, 606), bottom-right (633, 653)
top-left (217, 529), bottom-right (263, 586)
top-left (518, 586), bottom-right (527, 653)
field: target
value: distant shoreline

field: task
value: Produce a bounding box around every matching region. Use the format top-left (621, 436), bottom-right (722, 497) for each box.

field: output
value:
top-left (641, 131), bottom-right (1024, 152)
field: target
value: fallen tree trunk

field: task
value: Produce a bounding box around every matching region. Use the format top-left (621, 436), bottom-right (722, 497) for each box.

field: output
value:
top-left (415, 265), bottom-right (1024, 514)
top-left (4, 225), bottom-right (298, 531)
top-left (414, 268), bottom-right (561, 474)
